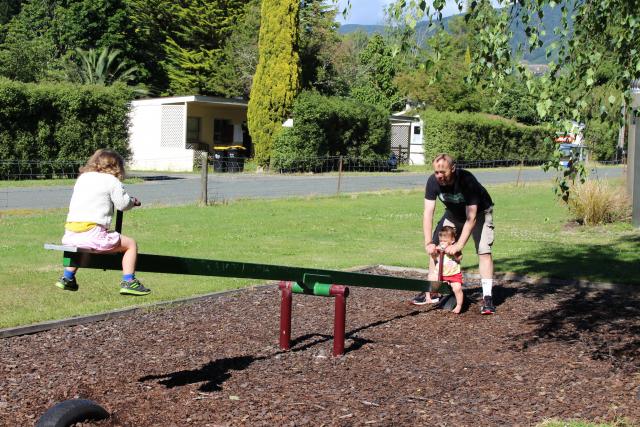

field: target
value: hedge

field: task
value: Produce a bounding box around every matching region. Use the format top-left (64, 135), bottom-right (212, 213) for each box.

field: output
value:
top-left (0, 78), bottom-right (133, 177)
top-left (585, 118), bottom-right (619, 161)
top-left (420, 109), bottom-right (552, 164)
top-left (271, 91), bottom-right (391, 171)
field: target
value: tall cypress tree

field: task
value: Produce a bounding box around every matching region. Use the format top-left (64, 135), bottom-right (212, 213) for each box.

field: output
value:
top-left (247, 0), bottom-right (300, 166)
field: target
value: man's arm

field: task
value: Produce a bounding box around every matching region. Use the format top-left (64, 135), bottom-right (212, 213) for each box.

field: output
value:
top-left (446, 204), bottom-right (477, 255)
top-left (423, 198), bottom-right (437, 254)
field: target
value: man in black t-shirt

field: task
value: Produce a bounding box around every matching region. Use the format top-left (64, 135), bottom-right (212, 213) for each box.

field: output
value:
top-left (411, 153), bottom-right (496, 314)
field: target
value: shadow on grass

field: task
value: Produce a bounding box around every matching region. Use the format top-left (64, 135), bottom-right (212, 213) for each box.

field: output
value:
top-left (496, 234), bottom-right (640, 286)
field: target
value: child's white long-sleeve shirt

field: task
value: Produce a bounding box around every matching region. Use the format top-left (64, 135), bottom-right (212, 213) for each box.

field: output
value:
top-left (65, 172), bottom-right (135, 228)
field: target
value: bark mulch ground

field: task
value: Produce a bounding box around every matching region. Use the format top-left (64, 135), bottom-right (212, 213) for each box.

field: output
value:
top-left (1, 267), bottom-right (639, 426)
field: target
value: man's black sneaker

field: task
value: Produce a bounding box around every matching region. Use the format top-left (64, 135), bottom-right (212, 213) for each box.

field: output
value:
top-left (410, 292), bottom-right (439, 306)
top-left (119, 279), bottom-right (151, 296)
top-left (480, 295), bottom-right (496, 315)
top-left (55, 276), bottom-right (79, 291)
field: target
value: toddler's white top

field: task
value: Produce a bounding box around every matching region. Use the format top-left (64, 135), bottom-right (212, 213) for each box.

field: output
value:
top-left (65, 172), bottom-right (135, 228)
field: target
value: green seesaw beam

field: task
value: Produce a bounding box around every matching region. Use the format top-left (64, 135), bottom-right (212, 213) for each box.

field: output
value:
top-left (44, 244), bottom-right (450, 294)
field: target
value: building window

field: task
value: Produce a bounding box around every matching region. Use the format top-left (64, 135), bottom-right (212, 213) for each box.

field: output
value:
top-left (214, 119), bottom-right (234, 146)
top-left (186, 117), bottom-right (200, 142)
top-left (413, 125), bottom-right (421, 135)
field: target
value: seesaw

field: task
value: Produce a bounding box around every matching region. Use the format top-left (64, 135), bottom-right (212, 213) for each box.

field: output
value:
top-left (46, 211), bottom-right (452, 357)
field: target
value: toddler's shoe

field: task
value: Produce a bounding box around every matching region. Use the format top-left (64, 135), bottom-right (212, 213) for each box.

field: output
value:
top-left (119, 279), bottom-right (151, 296)
top-left (410, 292), bottom-right (440, 305)
top-left (55, 276), bottom-right (79, 292)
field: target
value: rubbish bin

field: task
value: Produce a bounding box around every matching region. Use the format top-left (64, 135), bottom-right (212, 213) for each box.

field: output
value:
top-left (227, 145), bottom-right (247, 172)
top-left (212, 146), bottom-right (228, 172)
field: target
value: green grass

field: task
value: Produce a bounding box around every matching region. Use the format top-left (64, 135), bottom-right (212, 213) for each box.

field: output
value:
top-left (0, 177), bottom-right (143, 188)
top-left (1, 181), bottom-right (639, 329)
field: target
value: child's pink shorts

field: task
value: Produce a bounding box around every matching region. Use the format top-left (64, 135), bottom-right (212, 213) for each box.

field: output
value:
top-left (62, 226), bottom-right (121, 251)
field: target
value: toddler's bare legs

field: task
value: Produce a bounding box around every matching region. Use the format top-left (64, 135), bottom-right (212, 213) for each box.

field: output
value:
top-left (450, 282), bottom-right (463, 314)
top-left (107, 235), bottom-right (137, 275)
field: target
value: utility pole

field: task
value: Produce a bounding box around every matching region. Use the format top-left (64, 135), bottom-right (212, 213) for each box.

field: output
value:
top-left (629, 80), bottom-right (640, 227)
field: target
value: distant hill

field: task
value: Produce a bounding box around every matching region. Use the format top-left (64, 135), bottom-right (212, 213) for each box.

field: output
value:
top-left (338, 5), bottom-right (572, 64)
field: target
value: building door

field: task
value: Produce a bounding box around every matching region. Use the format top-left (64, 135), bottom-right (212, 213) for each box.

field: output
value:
top-left (214, 119), bottom-right (234, 146)
top-left (391, 123), bottom-right (410, 163)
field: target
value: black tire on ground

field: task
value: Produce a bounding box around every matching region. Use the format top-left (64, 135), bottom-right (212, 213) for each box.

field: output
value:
top-left (35, 399), bottom-right (109, 427)
top-left (439, 294), bottom-right (458, 311)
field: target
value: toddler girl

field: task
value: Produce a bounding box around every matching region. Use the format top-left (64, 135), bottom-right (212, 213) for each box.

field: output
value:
top-left (56, 149), bottom-right (150, 296)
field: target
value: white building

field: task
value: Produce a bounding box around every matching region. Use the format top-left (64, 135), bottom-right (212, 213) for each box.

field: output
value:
top-left (128, 95), bottom-right (249, 171)
top-left (390, 107), bottom-right (424, 165)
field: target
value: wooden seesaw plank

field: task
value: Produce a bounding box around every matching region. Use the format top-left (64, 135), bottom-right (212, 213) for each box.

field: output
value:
top-left (45, 245), bottom-right (450, 294)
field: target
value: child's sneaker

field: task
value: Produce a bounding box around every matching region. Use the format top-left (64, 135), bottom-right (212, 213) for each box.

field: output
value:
top-left (410, 292), bottom-right (440, 305)
top-left (55, 276), bottom-right (79, 291)
top-left (119, 279), bottom-right (151, 296)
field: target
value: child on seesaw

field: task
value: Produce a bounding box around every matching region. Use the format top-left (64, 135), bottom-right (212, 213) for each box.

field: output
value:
top-left (411, 226), bottom-right (464, 313)
top-left (55, 148), bottom-right (150, 296)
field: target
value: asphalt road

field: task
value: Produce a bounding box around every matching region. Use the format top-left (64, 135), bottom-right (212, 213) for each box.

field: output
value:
top-left (0, 166), bottom-right (624, 211)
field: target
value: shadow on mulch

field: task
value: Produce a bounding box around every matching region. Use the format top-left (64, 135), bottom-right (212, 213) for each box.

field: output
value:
top-left (140, 355), bottom-right (265, 392)
top-left (509, 282), bottom-right (640, 371)
top-left (137, 311), bottom-right (430, 392)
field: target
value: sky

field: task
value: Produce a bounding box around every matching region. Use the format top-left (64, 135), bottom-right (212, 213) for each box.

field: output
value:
top-left (334, 0), bottom-right (465, 26)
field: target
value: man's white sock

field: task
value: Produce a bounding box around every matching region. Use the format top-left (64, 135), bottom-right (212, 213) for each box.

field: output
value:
top-left (481, 279), bottom-right (493, 297)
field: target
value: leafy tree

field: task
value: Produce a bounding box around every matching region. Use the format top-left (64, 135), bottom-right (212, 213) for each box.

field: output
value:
top-left (0, 0), bottom-right (139, 84)
top-left (378, 0), bottom-right (638, 202)
top-left (125, 0), bottom-right (176, 93)
top-left (350, 34), bottom-right (403, 112)
top-left (316, 28), bottom-right (369, 97)
top-left (69, 47), bottom-right (139, 86)
top-left (0, 0), bottom-right (56, 82)
top-left (224, 0), bottom-right (346, 99)
top-left (248, 0), bottom-right (301, 167)
top-left (0, 0), bottom-right (22, 26)
top-left (490, 75), bottom-right (540, 125)
top-left (162, 0), bottom-right (247, 96)
top-left (392, 15), bottom-right (494, 114)
top-left (298, 0), bottom-right (342, 94)
top-left (223, 0), bottom-right (262, 98)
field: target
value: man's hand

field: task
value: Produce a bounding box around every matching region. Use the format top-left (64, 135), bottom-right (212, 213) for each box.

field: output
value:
top-left (425, 242), bottom-right (437, 255)
top-left (444, 243), bottom-right (462, 256)
top-left (132, 197), bottom-right (141, 207)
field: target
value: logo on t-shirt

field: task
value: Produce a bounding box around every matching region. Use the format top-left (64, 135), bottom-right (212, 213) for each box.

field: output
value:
top-left (439, 193), bottom-right (465, 204)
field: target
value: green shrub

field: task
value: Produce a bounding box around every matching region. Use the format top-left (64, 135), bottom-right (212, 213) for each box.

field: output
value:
top-left (420, 109), bottom-right (551, 163)
top-left (0, 78), bottom-right (132, 176)
top-left (585, 119), bottom-right (618, 161)
top-left (271, 91), bottom-right (390, 171)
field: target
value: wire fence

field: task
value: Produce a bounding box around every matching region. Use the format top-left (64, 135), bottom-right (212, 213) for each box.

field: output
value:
top-left (0, 155), bottom-right (627, 211)
top-left (0, 156), bottom-right (626, 181)
top-left (0, 160), bottom-right (83, 180)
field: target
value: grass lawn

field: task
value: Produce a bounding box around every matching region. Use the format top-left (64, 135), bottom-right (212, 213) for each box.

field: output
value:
top-left (0, 177), bottom-right (143, 188)
top-left (1, 181), bottom-right (639, 329)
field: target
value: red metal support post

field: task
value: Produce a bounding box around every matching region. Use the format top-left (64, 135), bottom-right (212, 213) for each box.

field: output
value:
top-left (278, 281), bottom-right (293, 351)
top-left (330, 285), bottom-right (349, 357)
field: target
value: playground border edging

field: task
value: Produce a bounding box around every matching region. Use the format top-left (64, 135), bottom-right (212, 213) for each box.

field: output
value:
top-left (2, 266), bottom-right (635, 339)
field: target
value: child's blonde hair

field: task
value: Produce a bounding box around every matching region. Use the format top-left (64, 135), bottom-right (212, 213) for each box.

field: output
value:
top-left (80, 149), bottom-right (126, 180)
top-left (438, 225), bottom-right (457, 241)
